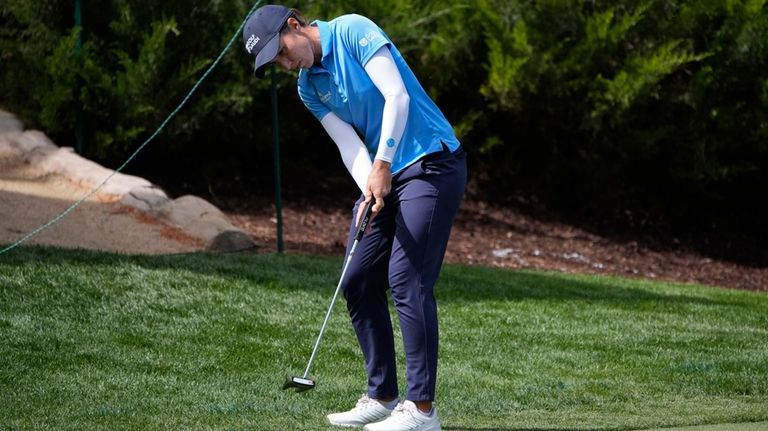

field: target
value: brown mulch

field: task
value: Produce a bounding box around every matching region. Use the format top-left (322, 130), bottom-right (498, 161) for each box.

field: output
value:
top-left (218, 194), bottom-right (767, 292)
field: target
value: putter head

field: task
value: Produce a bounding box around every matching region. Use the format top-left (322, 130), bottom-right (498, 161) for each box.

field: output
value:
top-left (282, 376), bottom-right (316, 392)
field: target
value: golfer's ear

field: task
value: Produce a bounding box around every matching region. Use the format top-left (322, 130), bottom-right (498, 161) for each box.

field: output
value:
top-left (285, 17), bottom-right (301, 30)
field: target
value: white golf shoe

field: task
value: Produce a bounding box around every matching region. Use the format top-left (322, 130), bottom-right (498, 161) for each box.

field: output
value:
top-left (363, 400), bottom-right (442, 431)
top-left (327, 395), bottom-right (397, 428)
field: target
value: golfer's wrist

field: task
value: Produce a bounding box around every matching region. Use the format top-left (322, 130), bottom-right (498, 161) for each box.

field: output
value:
top-left (372, 159), bottom-right (391, 171)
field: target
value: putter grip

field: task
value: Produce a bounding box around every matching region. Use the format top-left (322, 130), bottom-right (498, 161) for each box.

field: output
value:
top-left (354, 199), bottom-right (375, 241)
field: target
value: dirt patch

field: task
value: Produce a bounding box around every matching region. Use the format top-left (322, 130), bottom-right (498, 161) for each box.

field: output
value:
top-left (109, 205), bottom-right (206, 248)
top-left (219, 195), bottom-right (767, 292)
top-left (0, 171), bottom-right (204, 255)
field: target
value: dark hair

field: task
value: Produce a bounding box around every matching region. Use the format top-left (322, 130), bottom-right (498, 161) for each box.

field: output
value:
top-left (281, 8), bottom-right (307, 30)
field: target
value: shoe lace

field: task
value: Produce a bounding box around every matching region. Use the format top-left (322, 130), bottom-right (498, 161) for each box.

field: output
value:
top-left (353, 394), bottom-right (377, 411)
top-left (387, 402), bottom-right (419, 424)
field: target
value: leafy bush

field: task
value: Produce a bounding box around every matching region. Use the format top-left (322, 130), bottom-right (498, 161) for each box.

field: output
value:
top-left (1, 0), bottom-right (286, 193)
top-left (1, 0), bottom-right (766, 228)
top-left (465, 0), bottom-right (767, 227)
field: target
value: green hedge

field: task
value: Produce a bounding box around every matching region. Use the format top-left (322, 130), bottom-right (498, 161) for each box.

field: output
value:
top-left (1, 0), bottom-right (766, 224)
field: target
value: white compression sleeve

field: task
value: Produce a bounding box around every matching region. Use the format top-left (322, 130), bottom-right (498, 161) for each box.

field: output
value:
top-left (364, 47), bottom-right (409, 164)
top-left (320, 112), bottom-right (372, 193)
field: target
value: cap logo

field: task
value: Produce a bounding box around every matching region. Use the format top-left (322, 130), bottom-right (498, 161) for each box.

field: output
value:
top-left (246, 34), bottom-right (260, 53)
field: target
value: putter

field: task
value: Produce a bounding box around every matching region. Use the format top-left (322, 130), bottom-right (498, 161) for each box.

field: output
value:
top-left (282, 198), bottom-right (376, 393)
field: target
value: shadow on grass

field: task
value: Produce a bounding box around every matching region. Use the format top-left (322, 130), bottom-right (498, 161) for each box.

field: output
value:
top-left (444, 428), bottom-right (593, 431)
top-left (436, 264), bottom-right (720, 306)
top-left (0, 246), bottom-right (723, 309)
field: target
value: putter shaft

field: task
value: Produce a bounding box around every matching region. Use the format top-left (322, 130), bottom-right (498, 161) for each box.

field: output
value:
top-left (300, 199), bottom-right (375, 380)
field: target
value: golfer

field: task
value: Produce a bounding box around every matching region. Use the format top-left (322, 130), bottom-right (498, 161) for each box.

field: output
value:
top-left (243, 6), bottom-right (466, 431)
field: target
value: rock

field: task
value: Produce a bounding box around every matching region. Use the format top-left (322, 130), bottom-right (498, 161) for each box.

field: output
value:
top-left (0, 109), bottom-right (257, 254)
top-left (33, 146), bottom-right (154, 199)
top-left (208, 230), bottom-right (259, 253)
top-left (152, 195), bottom-right (258, 252)
top-left (0, 110), bottom-right (23, 134)
top-left (0, 130), bottom-right (154, 199)
top-left (120, 186), bottom-right (170, 212)
top-left (0, 130), bottom-right (57, 164)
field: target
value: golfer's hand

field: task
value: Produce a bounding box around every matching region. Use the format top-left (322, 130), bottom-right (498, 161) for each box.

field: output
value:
top-left (357, 160), bottom-right (391, 228)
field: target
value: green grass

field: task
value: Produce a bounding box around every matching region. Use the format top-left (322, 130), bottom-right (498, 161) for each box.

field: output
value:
top-left (1, 246), bottom-right (767, 430)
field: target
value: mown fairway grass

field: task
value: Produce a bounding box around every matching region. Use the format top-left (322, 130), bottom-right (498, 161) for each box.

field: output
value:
top-left (1, 246), bottom-right (767, 430)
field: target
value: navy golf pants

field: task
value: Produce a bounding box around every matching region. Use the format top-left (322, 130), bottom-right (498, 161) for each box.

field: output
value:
top-left (341, 145), bottom-right (466, 402)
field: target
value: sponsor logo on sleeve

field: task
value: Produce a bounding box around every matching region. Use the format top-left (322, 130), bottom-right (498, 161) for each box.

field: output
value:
top-left (359, 30), bottom-right (382, 47)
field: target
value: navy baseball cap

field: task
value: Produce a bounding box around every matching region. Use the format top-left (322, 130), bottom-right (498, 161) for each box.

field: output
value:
top-left (242, 5), bottom-right (293, 78)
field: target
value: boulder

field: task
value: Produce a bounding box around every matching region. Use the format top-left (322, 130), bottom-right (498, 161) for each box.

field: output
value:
top-left (0, 130), bottom-right (57, 166)
top-left (152, 195), bottom-right (257, 252)
top-left (33, 146), bottom-right (155, 199)
top-left (0, 109), bottom-right (23, 134)
top-left (120, 186), bottom-right (170, 212)
top-left (0, 110), bottom-right (257, 253)
top-left (207, 230), bottom-right (260, 253)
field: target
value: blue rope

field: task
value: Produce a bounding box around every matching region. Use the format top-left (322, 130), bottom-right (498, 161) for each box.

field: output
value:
top-left (0, 0), bottom-right (262, 256)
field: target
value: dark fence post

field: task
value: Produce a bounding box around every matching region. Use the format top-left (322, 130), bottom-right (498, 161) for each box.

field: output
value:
top-left (74, 0), bottom-right (85, 155)
top-left (270, 64), bottom-right (284, 253)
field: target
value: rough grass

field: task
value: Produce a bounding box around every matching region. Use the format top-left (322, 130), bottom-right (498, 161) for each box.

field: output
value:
top-left (1, 246), bottom-right (766, 430)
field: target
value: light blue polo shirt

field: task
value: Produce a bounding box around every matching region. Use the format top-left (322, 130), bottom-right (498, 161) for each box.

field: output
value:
top-left (297, 14), bottom-right (460, 175)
